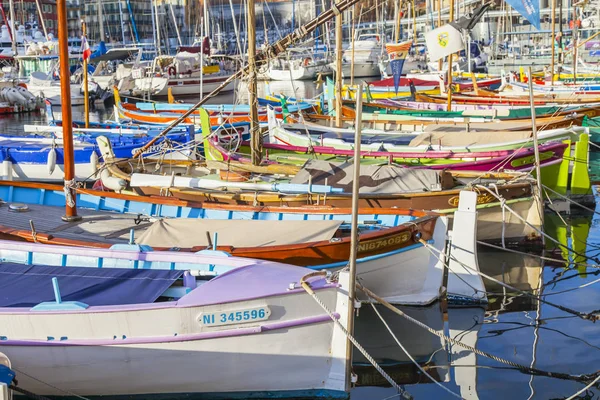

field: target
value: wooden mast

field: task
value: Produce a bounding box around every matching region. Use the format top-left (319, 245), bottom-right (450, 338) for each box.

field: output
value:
top-left (437, 0), bottom-right (442, 71)
top-left (446, 0), bottom-right (454, 111)
top-left (527, 67), bottom-right (544, 245)
top-left (346, 82), bottom-right (363, 391)
top-left (57, 0), bottom-right (80, 221)
top-left (248, 0), bottom-right (261, 165)
top-left (412, 0), bottom-right (416, 43)
top-left (394, 0), bottom-right (401, 42)
top-left (82, 20), bottom-right (89, 128)
top-left (350, 3), bottom-right (356, 85)
top-left (335, 8), bottom-right (343, 128)
top-left (572, 2), bottom-right (578, 85)
top-left (550, 0), bottom-right (556, 84)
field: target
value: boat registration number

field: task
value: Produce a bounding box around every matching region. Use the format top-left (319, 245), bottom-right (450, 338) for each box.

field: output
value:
top-left (198, 306), bottom-right (271, 327)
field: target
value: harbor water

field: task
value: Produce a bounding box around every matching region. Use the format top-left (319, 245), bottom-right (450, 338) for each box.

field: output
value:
top-left (9, 80), bottom-right (600, 399)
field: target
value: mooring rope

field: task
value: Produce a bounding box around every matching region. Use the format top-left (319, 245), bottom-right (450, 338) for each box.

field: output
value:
top-left (477, 241), bottom-right (598, 269)
top-left (8, 367), bottom-right (91, 400)
top-left (419, 238), bottom-right (600, 322)
top-left (299, 271), bottom-right (412, 399)
top-left (475, 185), bottom-right (599, 264)
top-left (358, 283), bottom-right (600, 383)
top-left (541, 184), bottom-right (600, 216)
top-left (9, 384), bottom-right (54, 400)
top-left (367, 301), bottom-right (463, 399)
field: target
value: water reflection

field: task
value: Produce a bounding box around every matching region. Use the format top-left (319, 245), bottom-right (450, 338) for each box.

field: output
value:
top-left (352, 302), bottom-right (448, 387)
top-left (351, 207), bottom-right (599, 400)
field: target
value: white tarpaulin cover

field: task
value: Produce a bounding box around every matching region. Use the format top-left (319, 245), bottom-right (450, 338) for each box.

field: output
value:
top-left (409, 130), bottom-right (532, 147)
top-left (425, 24), bottom-right (464, 61)
top-left (136, 219), bottom-right (343, 248)
top-left (291, 160), bottom-right (442, 194)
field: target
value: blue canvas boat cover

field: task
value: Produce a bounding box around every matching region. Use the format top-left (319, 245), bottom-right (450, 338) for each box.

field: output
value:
top-left (0, 264), bottom-right (184, 308)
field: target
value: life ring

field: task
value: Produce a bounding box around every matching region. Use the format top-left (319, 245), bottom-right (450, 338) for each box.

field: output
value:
top-left (168, 66), bottom-right (176, 77)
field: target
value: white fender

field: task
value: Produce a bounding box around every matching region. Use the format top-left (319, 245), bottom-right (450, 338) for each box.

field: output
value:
top-left (47, 147), bottom-right (57, 175)
top-left (90, 151), bottom-right (99, 178)
top-left (1, 159), bottom-right (12, 180)
top-left (100, 167), bottom-right (126, 192)
top-left (4, 88), bottom-right (26, 106)
top-left (16, 86), bottom-right (35, 101)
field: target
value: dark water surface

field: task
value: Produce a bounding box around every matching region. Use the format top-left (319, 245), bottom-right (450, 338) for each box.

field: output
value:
top-left (7, 81), bottom-right (600, 399)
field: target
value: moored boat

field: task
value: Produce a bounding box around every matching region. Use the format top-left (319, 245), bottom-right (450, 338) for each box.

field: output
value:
top-left (0, 250), bottom-right (353, 398)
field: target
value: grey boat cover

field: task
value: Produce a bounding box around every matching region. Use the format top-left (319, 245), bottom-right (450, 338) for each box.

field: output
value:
top-left (136, 219), bottom-right (343, 248)
top-left (409, 130), bottom-right (532, 147)
top-left (290, 160), bottom-right (442, 194)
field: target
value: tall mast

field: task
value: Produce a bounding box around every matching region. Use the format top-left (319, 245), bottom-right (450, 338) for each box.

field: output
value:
top-left (572, 2), bottom-right (578, 84)
top-left (118, 1), bottom-right (126, 43)
top-left (248, 0), bottom-right (260, 165)
top-left (558, 0), bottom-right (563, 63)
top-left (345, 82), bottom-right (363, 391)
top-left (551, 0), bottom-right (556, 84)
top-left (82, 19), bottom-right (89, 128)
top-left (334, 7), bottom-right (342, 127)
top-left (411, 0), bottom-right (416, 43)
top-left (154, 0), bottom-right (161, 54)
top-left (394, 0), bottom-right (401, 42)
top-left (8, 0), bottom-right (16, 55)
top-left (34, 0), bottom-right (48, 39)
top-left (446, 0), bottom-right (454, 111)
top-left (228, 0), bottom-right (242, 55)
top-left (57, 0), bottom-right (81, 222)
top-left (169, 2), bottom-right (182, 47)
top-left (291, 0), bottom-right (295, 31)
top-left (150, 0), bottom-right (158, 53)
top-left (204, 0), bottom-right (210, 38)
top-left (350, 3), bottom-right (356, 84)
top-left (437, 0), bottom-right (442, 71)
top-left (97, 0), bottom-right (105, 41)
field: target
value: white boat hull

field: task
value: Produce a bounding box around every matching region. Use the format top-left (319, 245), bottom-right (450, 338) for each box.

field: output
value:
top-left (0, 279), bottom-right (350, 398)
top-left (267, 63), bottom-right (331, 81)
top-left (330, 62), bottom-right (381, 78)
top-left (354, 216), bottom-right (448, 305)
top-left (133, 74), bottom-right (235, 97)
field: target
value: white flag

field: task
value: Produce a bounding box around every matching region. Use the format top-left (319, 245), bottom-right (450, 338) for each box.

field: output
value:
top-left (425, 24), bottom-right (464, 61)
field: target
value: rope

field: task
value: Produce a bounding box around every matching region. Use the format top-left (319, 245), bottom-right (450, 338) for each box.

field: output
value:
top-left (477, 240), bottom-right (598, 269)
top-left (8, 367), bottom-right (91, 400)
top-left (475, 185), bottom-right (599, 264)
top-left (419, 238), bottom-right (600, 322)
top-left (357, 283), bottom-right (600, 383)
top-left (566, 374), bottom-right (600, 400)
top-left (541, 184), bottom-right (599, 216)
top-left (9, 385), bottom-right (53, 400)
top-left (63, 178), bottom-right (77, 208)
top-left (299, 271), bottom-right (412, 400)
top-left (367, 301), bottom-right (463, 399)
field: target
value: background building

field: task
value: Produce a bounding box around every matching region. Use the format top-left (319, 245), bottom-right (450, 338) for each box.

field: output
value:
top-left (0, 0), bottom-right (57, 35)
